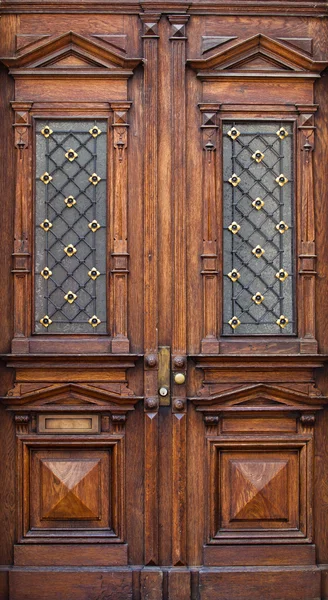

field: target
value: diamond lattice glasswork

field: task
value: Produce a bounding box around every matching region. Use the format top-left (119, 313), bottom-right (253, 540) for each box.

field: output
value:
top-left (223, 121), bottom-right (294, 335)
top-left (34, 120), bottom-right (107, 333)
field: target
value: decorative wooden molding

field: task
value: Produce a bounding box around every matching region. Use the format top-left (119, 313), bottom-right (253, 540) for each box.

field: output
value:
top-left (190, 355), bottom-right (328, 414)
top-left (168, 13), bottom-right (189, 568)
top-left (206, 437), bottom-right (313, 545)
top-left (2, 1), bottom-right (328, 16)
top-left (11, 101), bottom-right (33, 354)
top-left (140, 13), bottom-right (160, 38)
top-left (140, 11), bottom-right (161, 567)
top-left (199, 104), bottom-right (220, 354)
top-left (187, 34), bottom-right (328, 79)
top-left (1, 31), bottom-right (142, 77)
top-left (296, 104), bottom-right (318, 353)
top-left (110, 102), bottom-right (131, 353)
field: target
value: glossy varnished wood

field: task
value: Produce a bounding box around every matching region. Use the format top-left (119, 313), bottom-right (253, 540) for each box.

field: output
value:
top-left (1, 5), bottom-right (328, 600)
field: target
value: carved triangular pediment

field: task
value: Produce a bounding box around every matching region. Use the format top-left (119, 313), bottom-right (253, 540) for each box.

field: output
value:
top-left (0, 31), bottom-right (142, 75)
top-left (3, 382), bottom-right (140, 411)
top-left (188, 34), bottom-right (327, 77)
top-left (191, 383), bottom-right (325, 411)
top-left (228, 53), bottom-right (293, 72)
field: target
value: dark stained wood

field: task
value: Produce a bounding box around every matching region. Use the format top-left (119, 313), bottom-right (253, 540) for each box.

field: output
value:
top-left (1, 5), bottom-right (328, 599)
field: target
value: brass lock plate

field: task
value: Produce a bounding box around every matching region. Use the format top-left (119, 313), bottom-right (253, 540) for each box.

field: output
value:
top-left (158, 346), bottom-right (170, 406)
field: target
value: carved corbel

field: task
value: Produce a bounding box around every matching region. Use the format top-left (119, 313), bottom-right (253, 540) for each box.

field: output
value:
top-left (111, 413), bottom-right (127, 434)
top-left (110, 102), bottom-right (131, 354)
top-left (199, 104), bottom-right (220, 353)
top-left (11, 102), bottom-right (33, 353)
top-left (296, 104), bottom-right (318, 353)
top-left (204, 414), bottom-right (219, 436)
top-left (14, 414), bottom-right (30, 435)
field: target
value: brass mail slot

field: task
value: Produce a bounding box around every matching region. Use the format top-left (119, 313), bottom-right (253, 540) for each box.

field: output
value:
top-left (38, 414), bottom-right (99, 434)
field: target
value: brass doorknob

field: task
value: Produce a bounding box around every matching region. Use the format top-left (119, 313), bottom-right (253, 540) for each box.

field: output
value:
top-left (174, 372), bottom-right (186, 385)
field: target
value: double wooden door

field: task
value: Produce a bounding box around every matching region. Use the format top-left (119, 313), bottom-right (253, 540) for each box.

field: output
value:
top-left (1, 6), bottom-right (328, 600)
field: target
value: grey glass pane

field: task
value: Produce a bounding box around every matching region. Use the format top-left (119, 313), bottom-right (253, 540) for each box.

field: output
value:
top-left (222, 121), bottom-right (295, 336)
top-left (34, 120), bottom-right (107, 334)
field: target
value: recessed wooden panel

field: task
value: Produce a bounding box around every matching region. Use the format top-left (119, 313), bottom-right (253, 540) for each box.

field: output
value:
top-left (221, 417), bottom-right (296, 434)
top-left (38, 414), bottom-right (99, 434)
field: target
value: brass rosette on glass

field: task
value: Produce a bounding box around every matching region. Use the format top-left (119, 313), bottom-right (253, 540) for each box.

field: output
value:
top-left (65, 149), bottom-right (78, 162)
top-left (88, 315), bottom-right (101, 328)
top-left (252, 150), bottom-right (265, 163)
top-left (64, 291), bottom-right (77, 304)
top-left (276, 315), bottom-right (289, 328)
top-left (229, 316), bottom-right (241, 329)
top-left (89, 126), bottom-right (102, 138)
top-left (227, 127), bottom-right (240, 140)
top-left (40, 315), bottom-right (52, 328)
top-left (40, 172), bottom-right (52, 185)
top-left (229, 173), bottom-right (241, 187)
top-left (252, 245), bottom-right (265, 258)
top-left (89, 173), bottom-right (101, 186)
top-left (228, 222), bottom-right (240, 234)
top-left (276, 269), bottom-right (289, 282)
top-left (252, 292), bottom-right (264, 305)
top-left (228, 269), bottom-right (241, 282)
top-left (88, 268), bottom-right (100, 281)
top-left (64, 244), bottom-right (77, 257)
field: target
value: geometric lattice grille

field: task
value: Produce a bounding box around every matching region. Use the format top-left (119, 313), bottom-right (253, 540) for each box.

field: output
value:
top-left (34, 120), bottom-right (107, 333)
top-left (222, 121), bottom-right (294, 335)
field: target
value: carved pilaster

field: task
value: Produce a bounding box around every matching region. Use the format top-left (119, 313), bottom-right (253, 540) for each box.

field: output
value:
top-left (169, 14), bottom-right (189, 568)
top-left (110, 102), bottom-right (131, 353)
top-left (199, 104), bottom-right (220, 353)
top-left (11, 102), bottom-right (33, 353)
top-left (296, 105), bottom-right (318, 353)
top-left (140, 12), bottom-right (161, 567)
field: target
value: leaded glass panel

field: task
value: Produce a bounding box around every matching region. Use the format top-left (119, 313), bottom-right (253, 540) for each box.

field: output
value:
top-left (34, 120), bottom-right (107, 334)
top-left (222, 121), bottom-right (295, 335)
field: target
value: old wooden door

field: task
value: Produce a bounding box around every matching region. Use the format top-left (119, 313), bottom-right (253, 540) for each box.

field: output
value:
top-left (1, 5), bottom-right (328, 600)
